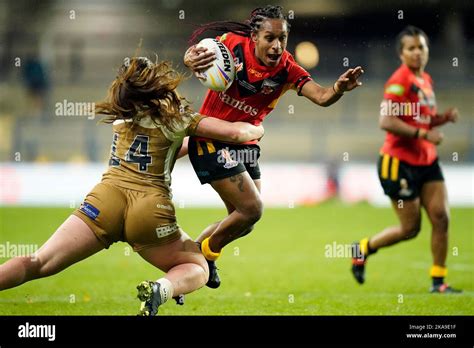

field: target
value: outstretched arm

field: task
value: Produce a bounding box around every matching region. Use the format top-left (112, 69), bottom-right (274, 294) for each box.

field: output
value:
top-left (300, 67), bottom-right (364, 107)
top-left (194, 117), bottom-right (264, 143)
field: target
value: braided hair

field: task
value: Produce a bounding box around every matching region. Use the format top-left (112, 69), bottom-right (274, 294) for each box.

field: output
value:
top-left (189, 5), bottom-right (290, 44)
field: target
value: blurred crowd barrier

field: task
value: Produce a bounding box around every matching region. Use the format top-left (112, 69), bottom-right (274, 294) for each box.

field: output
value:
top-left (0, 162), bottom-right (472, 207)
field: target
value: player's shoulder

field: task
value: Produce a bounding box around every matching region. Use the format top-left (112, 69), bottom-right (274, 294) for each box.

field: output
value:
top-left (423, 70), bottom-right (434, 84)
top-left (386, 64), bottom-right (413, 85)
top-left (219, 32), bottom-right (248, 47)
top-left (283, 50), bottom-right (295, 63)
top-left (384, 64), bottom-right (413, 96)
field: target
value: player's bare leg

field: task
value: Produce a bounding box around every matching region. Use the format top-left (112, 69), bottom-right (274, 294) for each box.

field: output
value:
top-left (420, 181), bottom-right (461, 293)
top-left (137, 231), bottom-right (209, 315)
top-left (370, 198), bottom-right (422, 247)
top-left (351, 198), bottom-right (421, 284)
top-left (0, 215), bottom-right (104, 290)
top-left (204, 173), bottom-right (262, 252)
top-left (196, 179), bottom-right (261, 243)
top-left (195, 179), bottom-right (261, 288)
top-left (197, 172), bottom-right (262, 289)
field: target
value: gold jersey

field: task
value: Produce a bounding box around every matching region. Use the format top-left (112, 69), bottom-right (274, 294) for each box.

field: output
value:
top-left (102, 112), bottom-right (203, 195)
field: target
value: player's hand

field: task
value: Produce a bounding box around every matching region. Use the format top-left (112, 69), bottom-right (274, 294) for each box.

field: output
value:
top-left (334, 66), bottom-right (364, 93)
top-left (184, 45), bottom-right (216, 73)
top-left (442, 107), bottom-right (459, 123)
top-left (426, 128), bottom-right (444, 145)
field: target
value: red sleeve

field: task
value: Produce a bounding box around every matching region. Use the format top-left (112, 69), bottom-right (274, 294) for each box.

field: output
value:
top-left (383, 71), bottom-right (410, 103)
top-left (217, 32), bottom-right (237, 51)
top-left (286, 54), bottom-right (312, 96)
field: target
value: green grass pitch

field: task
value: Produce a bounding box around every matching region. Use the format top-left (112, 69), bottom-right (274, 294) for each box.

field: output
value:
top-left (0, 202), bottom-right (472, 315)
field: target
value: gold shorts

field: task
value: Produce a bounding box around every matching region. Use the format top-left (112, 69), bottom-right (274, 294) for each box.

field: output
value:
top-left (73, 182), bottom-right (180, 251)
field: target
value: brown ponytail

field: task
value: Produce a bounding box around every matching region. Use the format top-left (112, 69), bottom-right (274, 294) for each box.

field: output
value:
top-left (96, 56), bottom-right (191, 131)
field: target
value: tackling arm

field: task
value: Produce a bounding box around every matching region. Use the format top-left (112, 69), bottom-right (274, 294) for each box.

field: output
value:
top-left (194, 117), bottom-right (264, 143)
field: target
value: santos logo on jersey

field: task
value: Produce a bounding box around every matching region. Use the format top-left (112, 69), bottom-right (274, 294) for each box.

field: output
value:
top-left (218, 92), bottom-right (259, 116)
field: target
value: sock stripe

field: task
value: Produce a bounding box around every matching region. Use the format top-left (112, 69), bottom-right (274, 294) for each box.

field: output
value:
top-left (202, 237), bottom-right (221, 261)
top-left (430, 265), bottom-right (448, 278)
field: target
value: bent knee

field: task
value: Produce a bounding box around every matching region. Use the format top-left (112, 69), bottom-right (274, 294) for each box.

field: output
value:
top-left (240, 199), bottom-right (263, 224)
top-left (401, 223), bottom-right (421, 240)
top-left (240, 224), bottom-right (255, 237)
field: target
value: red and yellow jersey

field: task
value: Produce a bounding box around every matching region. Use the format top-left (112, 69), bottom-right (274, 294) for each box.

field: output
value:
top-left (198, 32), bottom-right (312, 144)
top-left (102, 112), bottom-right (203, 194)
top-left (380, 64), bottom-right (438, 166)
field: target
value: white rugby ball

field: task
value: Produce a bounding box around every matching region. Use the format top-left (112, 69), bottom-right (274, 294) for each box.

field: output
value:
top-left (196, 38), bottom-right (235, 92)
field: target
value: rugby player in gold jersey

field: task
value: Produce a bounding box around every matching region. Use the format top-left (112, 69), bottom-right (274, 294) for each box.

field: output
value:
top-left (0, 57), bottom-right (264, 315)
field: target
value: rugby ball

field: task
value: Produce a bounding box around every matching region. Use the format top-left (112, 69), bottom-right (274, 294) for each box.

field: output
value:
top-left (196, 38), bottom-right (235, 92)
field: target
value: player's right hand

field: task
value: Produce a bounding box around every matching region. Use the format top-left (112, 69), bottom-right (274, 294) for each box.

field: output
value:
top-left (426, 129), bottom-right (444, 145)
top-left (184, 45), bottom-right (216, 72)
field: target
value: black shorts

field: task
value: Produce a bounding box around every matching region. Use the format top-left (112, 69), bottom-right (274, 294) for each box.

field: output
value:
top-left (188, 137), bottom-right (261, 184)
top-left (377, 153), bottom-right (444, 200)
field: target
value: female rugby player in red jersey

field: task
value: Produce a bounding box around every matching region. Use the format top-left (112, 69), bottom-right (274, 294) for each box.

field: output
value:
top-left (0, 57), bottom-right (264, 315)
top-left (183, 5), bottom-right (364, 288)
top-left (351, 26), bottom-right (461, 293)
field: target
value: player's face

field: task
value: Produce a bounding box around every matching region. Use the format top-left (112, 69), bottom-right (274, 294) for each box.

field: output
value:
top-left (400, 35), bottom-right (429, 70)
top-left (252, 19), bottom-right (288, 67)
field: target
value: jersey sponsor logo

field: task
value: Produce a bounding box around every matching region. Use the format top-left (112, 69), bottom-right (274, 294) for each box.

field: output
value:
top-left (218, 92), bottom-right (259, 116)
top-left (155, 223), bottom-right (179, 238)
top-left (156, 204), bottom-right (173, 211)
top-left (219, 33), bottom-right (228, 42)
top-left (248, 67), bottom-right (263, 78)
top-left (79, 202), bottom-right (100, 220)
top-left (385, 84), bottom-right (405, 96)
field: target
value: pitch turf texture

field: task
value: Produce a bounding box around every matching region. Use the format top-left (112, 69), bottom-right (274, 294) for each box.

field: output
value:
top-left (0, 203), bottom-right (472, 315)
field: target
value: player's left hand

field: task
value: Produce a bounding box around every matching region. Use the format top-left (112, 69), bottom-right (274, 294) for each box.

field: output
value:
top-left (335, 66), bottom-right (364, 93)
top-left (443, 107), bottom-right (459, 123)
